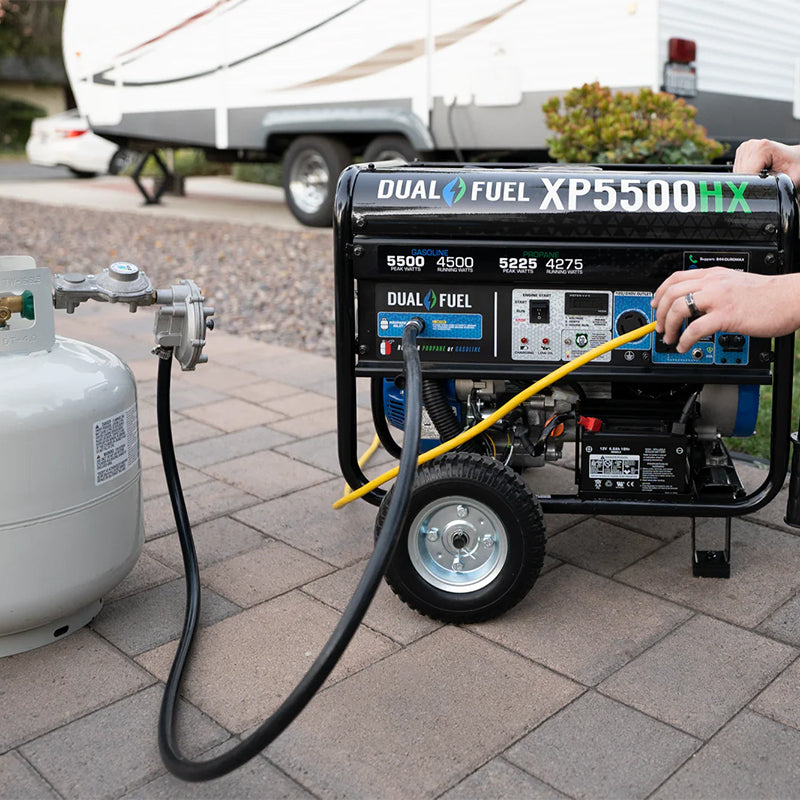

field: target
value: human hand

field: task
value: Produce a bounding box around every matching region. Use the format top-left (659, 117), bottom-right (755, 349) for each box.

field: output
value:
top-left (650, 267), bottom-right (800, 352)
top-left (734, 139), bottom-right (800, 188)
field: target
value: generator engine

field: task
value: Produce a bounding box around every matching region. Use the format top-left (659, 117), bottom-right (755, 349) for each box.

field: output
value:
top-left (334, 164), bottom-right (798, 620)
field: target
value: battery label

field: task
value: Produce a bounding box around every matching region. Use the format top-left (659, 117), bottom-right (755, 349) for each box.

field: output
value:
top-left (93, 404), bottom-right (139, 486)
top-left (589, 454), bottom-right (640, 479)
top-left (580, 433), bottom-right (689, 498)
top-left (377, 311), bottom-right (482, 339)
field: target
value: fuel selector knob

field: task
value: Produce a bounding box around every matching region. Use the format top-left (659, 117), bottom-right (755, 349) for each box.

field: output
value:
top-left (616, 309), bottom-right (649, 338)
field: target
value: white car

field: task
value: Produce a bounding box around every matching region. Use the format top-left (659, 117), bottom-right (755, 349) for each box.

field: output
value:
top-left (26, 109), bottom-right (132, 177)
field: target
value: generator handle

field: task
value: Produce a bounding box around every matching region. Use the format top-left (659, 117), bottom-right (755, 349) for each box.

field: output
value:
top-left (335, 164), bottom-right (386, 505)
top-left (370, 377), bottom-right (403, 459)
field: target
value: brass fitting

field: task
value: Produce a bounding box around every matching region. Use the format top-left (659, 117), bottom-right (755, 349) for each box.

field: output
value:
top-left (0, 291), bottom-right (34, 326)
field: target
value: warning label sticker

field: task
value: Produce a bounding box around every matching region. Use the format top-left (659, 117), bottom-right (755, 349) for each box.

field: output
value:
top-left (94, 404), bottom-right (139, 486)
top-left (377, 311), bottom-right (482, 339)
top-left (589, 454), bottom-right (640, 479)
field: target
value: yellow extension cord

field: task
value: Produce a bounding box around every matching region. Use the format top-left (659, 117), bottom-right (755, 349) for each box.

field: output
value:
top-left (333, 321), bottom-right (657, 510)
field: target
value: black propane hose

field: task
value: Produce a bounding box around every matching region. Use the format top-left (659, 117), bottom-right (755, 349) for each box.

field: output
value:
top-left (421, 378), bottom-right (479, 453)
top-left (156, 317), bottom-right (425, 781)
top-left (422, 378), bottom-right (462, 443)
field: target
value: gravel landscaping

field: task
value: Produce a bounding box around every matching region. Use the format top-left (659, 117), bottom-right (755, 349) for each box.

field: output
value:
top-left (1, 197), bottom-right (336, 355)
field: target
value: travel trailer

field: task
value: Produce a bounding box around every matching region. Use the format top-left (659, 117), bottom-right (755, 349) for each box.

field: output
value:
top-left (63, 0), bottom-right (800, 225)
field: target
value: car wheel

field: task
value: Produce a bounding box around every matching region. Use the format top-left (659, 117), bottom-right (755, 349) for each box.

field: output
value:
top-left (362, 135), bottom-right (418, 163)
top-left (374, 453), bottom-right (546, 623)
top-left (282, 136), bottom-right (351, 227)
top-left (68, 168), bottom-right (97, 179)
top-left (108, 148), bottom-right (136, 175)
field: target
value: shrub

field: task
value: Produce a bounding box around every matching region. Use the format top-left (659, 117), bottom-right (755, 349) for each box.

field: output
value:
top-left (232, 162), bottom-right (282, 186)
top-left (542, 82), bottom-right (725, 164)
top-left (0, 94), bottom-right (45, 151)
top-left (171, 149), bottom-right (229, 176)
top-left (132, 149), bottom-right (231, 177)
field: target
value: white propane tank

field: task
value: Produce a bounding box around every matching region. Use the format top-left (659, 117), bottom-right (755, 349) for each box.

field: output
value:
top-left (0, 256), bottom-right (143, 656)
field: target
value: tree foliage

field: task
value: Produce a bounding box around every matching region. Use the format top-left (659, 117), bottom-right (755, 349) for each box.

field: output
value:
top-left (542, 82), bottom-right (725, 164)
top-left (0, 0), bottom-right (64, 60)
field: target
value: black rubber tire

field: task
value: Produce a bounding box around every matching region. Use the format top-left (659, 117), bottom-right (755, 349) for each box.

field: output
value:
top-left (108, 148), bottom-right (135, 175)
top-left (362, 135), bottom-right (418, 164)
top-left (282, 135), bottom-right (351, 227)
top-left (68, 167), bottom-right (97, 179)
top-left (375, 452), bottom-right (545, 623)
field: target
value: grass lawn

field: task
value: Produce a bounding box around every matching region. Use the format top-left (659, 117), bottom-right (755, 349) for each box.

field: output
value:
top-left (727, 335), bottom-right (800, 463)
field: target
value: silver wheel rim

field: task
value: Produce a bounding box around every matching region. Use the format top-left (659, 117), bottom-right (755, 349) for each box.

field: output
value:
top-left (288, 150), bottom-right (330, 214)
top-left (408, 495), bottom-right (508, 593)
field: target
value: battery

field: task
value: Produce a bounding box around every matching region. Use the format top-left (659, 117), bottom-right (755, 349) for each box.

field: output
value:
top-left (579, 430), bottom-right (690, 499)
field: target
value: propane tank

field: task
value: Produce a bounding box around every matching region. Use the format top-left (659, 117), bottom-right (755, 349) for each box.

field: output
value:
top-left (0, 256), bottom-right (143, 656)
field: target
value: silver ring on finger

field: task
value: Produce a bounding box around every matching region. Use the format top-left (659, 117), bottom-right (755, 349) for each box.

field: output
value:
top-left (684, 292), bottom-right (701, 318)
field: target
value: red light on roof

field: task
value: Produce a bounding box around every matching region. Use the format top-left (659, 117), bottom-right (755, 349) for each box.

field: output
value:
top-left (668, 37), bottom-right (696, 64)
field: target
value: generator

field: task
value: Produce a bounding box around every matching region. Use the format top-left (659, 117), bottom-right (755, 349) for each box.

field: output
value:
top-left (334, 163), bottom-right (799, 623)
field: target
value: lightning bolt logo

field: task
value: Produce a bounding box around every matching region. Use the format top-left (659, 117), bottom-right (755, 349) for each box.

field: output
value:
top-left (423, 290), bottom-right (437, 310)
top-left (442, 177), bottom-right (467, 207)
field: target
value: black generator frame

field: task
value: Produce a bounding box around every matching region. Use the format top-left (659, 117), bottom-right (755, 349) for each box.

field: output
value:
top-left (333, 162), bottom-right (800, 540)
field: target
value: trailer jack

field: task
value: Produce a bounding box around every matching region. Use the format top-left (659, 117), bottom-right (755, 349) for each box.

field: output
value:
top-left (131, 149), bottom-right (185, 205)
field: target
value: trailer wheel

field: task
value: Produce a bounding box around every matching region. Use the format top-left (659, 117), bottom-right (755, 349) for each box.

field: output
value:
top-left (363, 135), bottom-right (418, 164)
top-left (375, 453), bottom-right (545, 623)
top-left (282, 136), bottom-right (351, 227)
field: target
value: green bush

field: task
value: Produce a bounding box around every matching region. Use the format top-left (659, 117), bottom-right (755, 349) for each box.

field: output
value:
top-left (134, 151), bottom-right (282, 185)
top-left (171, 149), bottom-right (229, 176)
top-left (0, 94), bottom-right (45, 152)
top-left (232, 162), bottom-right (282, 186)
top-left (131, 149), bottom-right (230, 177)
top-left (542, 82), bottom-right (725, 164)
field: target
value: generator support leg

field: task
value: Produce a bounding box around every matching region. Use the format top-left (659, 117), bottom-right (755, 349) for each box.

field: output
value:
top-left (691, 517), bottom-right (731, 578)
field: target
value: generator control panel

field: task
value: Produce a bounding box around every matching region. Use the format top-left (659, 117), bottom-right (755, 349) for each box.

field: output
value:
top-left (337, 165), bottom-right (795, 386)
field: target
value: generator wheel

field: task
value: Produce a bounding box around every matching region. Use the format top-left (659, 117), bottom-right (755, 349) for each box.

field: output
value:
top-left (375, 453), bottom-right (545, 623)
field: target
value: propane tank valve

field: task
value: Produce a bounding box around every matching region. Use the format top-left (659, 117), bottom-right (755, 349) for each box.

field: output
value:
top-left (0, 290), bottom-right (34, 326)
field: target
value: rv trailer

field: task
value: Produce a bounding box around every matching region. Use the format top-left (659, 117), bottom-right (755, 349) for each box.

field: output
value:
top-left (63, 0), bottom-right (800, 225)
